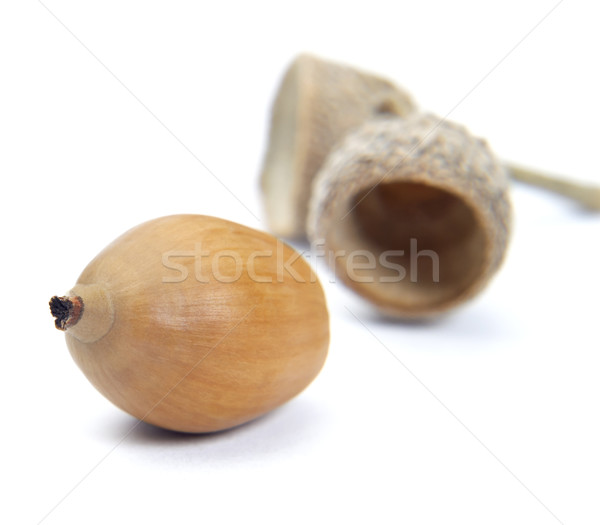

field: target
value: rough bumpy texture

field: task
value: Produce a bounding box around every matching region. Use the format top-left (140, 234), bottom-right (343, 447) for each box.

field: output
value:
top-left (260, 54), bottom-right (415, 239)
top-left (308, 113), bottom-right (512, 318)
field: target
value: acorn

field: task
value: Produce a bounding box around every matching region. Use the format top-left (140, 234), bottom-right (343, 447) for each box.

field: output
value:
top-left (49, 215), bottom-right (329, 433)
top-left (260, 54), bottom-right (415, 239)
top-left (261, 55), bottom-right (600, 319)
top-left (307, 113), bottom-right (512, 319)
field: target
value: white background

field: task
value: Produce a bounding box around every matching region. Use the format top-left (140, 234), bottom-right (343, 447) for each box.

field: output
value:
top-left (1, 1), bottom-right (599, 524)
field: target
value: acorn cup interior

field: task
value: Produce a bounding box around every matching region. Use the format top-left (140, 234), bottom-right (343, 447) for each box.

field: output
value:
top-left (331, 181), bottom-right (489, 315)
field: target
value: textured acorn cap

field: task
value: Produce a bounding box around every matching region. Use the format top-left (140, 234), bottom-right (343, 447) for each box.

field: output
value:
top-left (260, 54), bottom-right (415, 239)
top-left (307, 113), bottom-right (512, 319)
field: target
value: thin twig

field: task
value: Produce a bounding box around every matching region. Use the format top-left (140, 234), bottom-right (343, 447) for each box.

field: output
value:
top-left (507, 164), bottom-right (600, 211)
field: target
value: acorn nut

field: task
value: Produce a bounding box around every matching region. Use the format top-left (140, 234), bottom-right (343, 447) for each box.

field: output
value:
top-left (50, 214), bottom-right (330, 433)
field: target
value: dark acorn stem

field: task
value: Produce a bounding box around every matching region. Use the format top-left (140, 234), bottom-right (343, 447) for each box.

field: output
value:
top-left (49, 296), bottom-right (83, 331)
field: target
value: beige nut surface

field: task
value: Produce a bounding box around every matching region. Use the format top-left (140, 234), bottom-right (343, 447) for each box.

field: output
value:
top-left (51, 215), bottom-right (330, 433)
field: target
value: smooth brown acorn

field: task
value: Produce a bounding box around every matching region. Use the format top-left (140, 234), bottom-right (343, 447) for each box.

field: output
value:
top-left (50, 214), bottom-right (330, 433)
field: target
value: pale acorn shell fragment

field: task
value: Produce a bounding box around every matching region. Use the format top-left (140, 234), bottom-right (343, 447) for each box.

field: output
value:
top-left (260, 54), bottom-right (415, 239)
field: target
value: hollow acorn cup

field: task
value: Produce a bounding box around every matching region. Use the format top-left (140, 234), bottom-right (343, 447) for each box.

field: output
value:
top-left (50, 215), bottom-right (329, 433)
top-left (307, 113), bottom-right (512, 319)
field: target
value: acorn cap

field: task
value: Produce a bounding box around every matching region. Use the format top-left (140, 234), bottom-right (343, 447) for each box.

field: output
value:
top-left (260, 54), bottom-right (415, 239)
top-left (307, 113), bottom-right (512, 319)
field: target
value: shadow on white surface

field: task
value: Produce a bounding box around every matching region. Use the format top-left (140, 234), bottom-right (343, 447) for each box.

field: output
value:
top-left (339, 299), bottom-right (519, 342)
top-left (88, 395), bottom-right (330, 465)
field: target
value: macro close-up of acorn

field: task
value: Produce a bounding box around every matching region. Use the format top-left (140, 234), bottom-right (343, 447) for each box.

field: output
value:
top-left (50, 215), bottom-right (330, 433)
top-left (49, 54), bottom-right (600, 433)
top-left (7, 4), bottom-right (595, 523)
